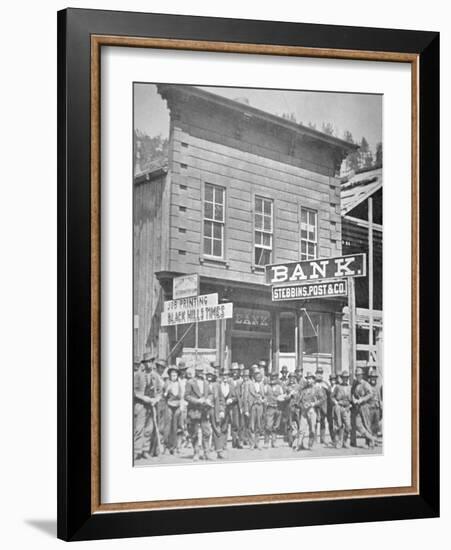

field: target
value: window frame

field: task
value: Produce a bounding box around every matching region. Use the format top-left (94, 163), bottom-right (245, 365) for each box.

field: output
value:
top-left (299, 205), bottom-right (318, 261)
top-left (253, 194), bottom-right (274, 268)
top-left (202, 182), bottom-right (226, 260)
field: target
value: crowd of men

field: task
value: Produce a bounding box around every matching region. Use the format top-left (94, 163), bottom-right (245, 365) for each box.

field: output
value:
top-left (134, 353), bottom-right (383, 462)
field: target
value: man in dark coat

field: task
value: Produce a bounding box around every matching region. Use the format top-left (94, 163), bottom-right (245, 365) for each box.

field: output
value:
top-left (184, 365), bottom-right (213, 460)
top-left (141, 354), bottom-right (163, 458)
top-left (211, 366), bottom-right (240, 458)
top-left (243, 368), bottom-right (265, 450)
top-left (295, 372), bottom-right (324, 450)
top-left (314, 367), bottom-right (330, 445)
top-left (264, 373), bottom-right (285, 448)
top-left (331, 370), bottom-right (352, 448)
top-left (367, 368), bottom-right (383, 443)
top-left (228, 363), bottom-right (243, 448)
top-left (352, 367), bottom-right (376, 448)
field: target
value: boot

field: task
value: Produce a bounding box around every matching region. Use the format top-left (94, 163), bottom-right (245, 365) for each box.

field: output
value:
top-left (308, 434), bottom-right (315, 449)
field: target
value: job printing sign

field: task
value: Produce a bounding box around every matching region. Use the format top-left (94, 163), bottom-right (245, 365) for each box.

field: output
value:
top-left (272, 280), bottom-right (348, 302)
top-left (164, 293), bottom-right (218, 314)
top-left (265, 253), bottom-right (366, 285)
top-left (161, 302), bottom-right (233, 327)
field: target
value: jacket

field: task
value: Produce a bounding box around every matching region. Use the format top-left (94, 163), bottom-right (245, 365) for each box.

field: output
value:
top-left (184, 377), bottom-right (213, 420)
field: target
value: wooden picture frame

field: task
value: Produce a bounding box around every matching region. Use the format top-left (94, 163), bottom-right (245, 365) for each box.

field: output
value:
top-left (57, 7), bottom-right (439, 541)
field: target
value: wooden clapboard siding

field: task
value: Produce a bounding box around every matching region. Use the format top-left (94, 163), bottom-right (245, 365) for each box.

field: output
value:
top-left (133, 173), bottom-right (169, 357)
top-left (166, 120), bottom-right (343, 280)
top-left (173, 115), bottom-right (336, 178)
top-left (172, 127), bottom-right (333, 185)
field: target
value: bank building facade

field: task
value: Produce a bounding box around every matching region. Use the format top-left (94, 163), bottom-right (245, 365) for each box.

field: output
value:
top-left (134, 84), bottom-right (364, 379)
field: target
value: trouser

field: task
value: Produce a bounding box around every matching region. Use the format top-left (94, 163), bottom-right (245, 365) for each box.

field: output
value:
top-left (333, 405), bottom-right (351, 447)
top-left (298, 408), bottom-right (317, 449)
top-left (134, 402), bottom-right (147, 458)
top-left (143, 405), bottom-right (160, 456)
top-left (157, 400), bottom-right (170, 446)
top-left (327, 404), bottom-right (335, 443)
top-left (287, 406), bottom-right (300, 446)
top-left (249, 403), bottom-right (264, 447)
top-left (188, 414), bottom-right (212, 456)
top-left (279, 403), bottom-right (290, 439)
top-left (368, 406), bottom-right (381, 438)
top-left (166, 406), bottom-right (182, 451)
top-left (241, 412), bottom-right (251, 445)
top-left (355, 404), bottom-right (375, 443)
top-left (315, 407), bottom-right (328, 443)
top-left (229, 404), bottom-right (242, 447)
top-left (211, 415), bottom-right (229, 452)
top-left (264, 406), bottom-right (282, 445)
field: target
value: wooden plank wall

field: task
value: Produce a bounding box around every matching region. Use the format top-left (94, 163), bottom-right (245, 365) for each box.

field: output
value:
top-left (133, 175), bottom-right (167, 358)
top-left (169, 122), bottom-right (342, 284)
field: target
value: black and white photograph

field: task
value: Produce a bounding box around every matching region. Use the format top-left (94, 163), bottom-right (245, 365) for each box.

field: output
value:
top-left (133, 83), bottom-right (383, 465)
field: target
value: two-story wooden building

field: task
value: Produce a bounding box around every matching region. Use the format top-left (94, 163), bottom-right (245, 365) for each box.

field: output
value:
top-left (134, 85), bottom-right (358, 376)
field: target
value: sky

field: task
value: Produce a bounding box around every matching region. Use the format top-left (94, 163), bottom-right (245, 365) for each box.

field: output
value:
top-left (134, 83), bottom-right (382, 151)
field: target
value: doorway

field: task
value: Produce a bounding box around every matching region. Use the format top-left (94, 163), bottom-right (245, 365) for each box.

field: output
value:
top-left (231, 336), bottom-right (270, 368)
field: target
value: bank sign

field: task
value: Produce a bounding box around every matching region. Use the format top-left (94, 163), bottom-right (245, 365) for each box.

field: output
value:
top-left (265, 254), bottom-right (366, 285)
top-left (272, 280), bottom-right (348, 302)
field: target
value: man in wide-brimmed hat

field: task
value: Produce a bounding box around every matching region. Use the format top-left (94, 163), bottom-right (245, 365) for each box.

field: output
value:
top-left (294, 372), bottom-right (324, 451)
top-left (367, 368), bottom-right (383, 443)
top-left (133, 355), bottom-right (147, 460)
top-left (140, 353), bottom-right (163, 459)
top-left (242, 368), bottom-right (265, 450)
top-left (228, 363), bottom-right (243, 449)
top-left (351, 367), bottom-right (376, 448)
top-left (211, 366), bottom-right (238, 459)
top-left (264, 372), bottom-right (285, 449)
top-left (184, 365), bottom-right (213, 461)
top-left (331, 371), bottom-right (352, 449)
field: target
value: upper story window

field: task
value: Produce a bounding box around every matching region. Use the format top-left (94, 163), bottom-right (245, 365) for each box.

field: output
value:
top-left (300, 206), bottom-right (317, 260)
top-left (254, 196), bottom-right (273, 266)
top-left (203, 183), bottom-right (225, 258)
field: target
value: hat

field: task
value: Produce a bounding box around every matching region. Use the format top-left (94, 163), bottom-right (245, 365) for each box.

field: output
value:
top-left (341, 370), bottom-right (350, 377)
top-left (178, 361), bottom-right (188, 370)
top-left (167, 365), bottom-right (179, 375)
top-left (288, 372), bottom-right (296, 379)
top-left (329, 373), bottom-right (337, 380)
top-left (355, 367), bottom-right (364, 375)
top-left (207, 368), bottom-right (217, 379)
top-left (281, 365), bottom-right (288, 373)
top-left (316, 367), bottom-right (324, 374)
top-left (239, 363), bottom-right (245, 370)
top-left (221, 367), bottom-right (230, 376)
top-left (258, 360), bottom-right (267, 367)
top-left (270, 372), bottom-right (278, 379)
top-left (134, 355), bottom-right (141, 365)
top-left (155, 358), bottom-right (167, 368)
top-left (142, 352), bottom-right (155, 363)
top-left (195, 364), bottom-right (204, 373)
top-left (231, 363), bottom-right (240, 371)
top-left (306, 372), bottom-right (315, 379)
top-left (369, 368), bottom-right (379, 378)
top-left (210, 360), bottom-right (220, 369)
